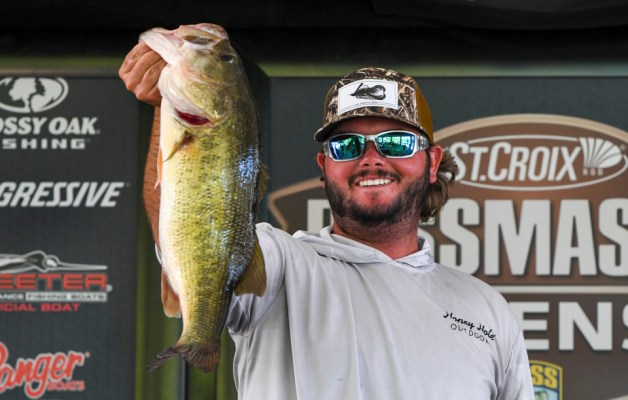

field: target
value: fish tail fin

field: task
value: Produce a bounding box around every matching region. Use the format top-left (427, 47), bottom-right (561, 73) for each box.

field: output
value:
top-left (234, 235), bottom-right (266, 297)
top-left (147, 341), bottom-right (221, 373)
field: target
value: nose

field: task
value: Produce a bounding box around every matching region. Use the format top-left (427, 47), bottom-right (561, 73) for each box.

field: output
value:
top-left (360, 142), bottom-right (384, 165)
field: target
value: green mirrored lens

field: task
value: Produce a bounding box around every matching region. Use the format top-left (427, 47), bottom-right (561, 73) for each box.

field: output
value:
top-left (329, 135), bottom-right (365, 160)
top-left (376, 133), bottom-right (415, 156)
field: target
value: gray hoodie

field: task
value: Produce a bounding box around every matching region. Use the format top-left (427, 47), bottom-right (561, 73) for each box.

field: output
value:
top-left (227, 222), bottom-right (534, 400)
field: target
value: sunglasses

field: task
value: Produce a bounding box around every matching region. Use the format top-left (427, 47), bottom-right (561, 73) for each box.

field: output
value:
top-left (323, 130), bottom-right (430, 162)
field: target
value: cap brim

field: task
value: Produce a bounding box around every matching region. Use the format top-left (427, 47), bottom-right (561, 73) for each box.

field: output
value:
top-left (313, 114), bottom-right (431, 143)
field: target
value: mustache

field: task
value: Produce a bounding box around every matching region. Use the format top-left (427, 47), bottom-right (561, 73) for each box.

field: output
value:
top-left (348, 169), bottom-right (400, 186)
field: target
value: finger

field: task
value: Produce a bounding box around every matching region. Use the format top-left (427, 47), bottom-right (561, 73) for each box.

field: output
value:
top-left (144, 86), bottom-right (163, 106)
top-left (118, 42), bottom-right (152, 76)
top-left (119, 43), bottom-right (163, 89)
top-left (133, 49), bottom-right (165, 76)
top-left (135, 59), bottom-right (167, 106)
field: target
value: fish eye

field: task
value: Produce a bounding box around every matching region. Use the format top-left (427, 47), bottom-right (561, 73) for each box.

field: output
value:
top-left (220, 53), bottom-right (236, 63)
top-left (182, 35), bottom-right (212, 45)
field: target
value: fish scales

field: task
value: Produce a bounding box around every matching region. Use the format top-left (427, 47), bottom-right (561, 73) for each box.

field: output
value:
top-left (140, 23), bottom-right (267, 373)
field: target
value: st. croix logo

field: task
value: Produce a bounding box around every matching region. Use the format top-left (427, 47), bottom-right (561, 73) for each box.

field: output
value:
top-left (440, 114), bottom-right (627, 191)
top-left (0, 77), bottom-right (68, 113)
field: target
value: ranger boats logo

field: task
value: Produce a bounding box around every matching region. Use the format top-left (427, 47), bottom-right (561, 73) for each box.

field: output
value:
top-left (0, 341), bottom-right (88, 399)
top-left (0, 78), bottom-right (68, 114)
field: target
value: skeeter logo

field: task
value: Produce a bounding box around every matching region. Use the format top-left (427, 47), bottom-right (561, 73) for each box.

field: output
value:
top-left (0, 78), bottom-right (68, 114)
top-left (445, 114), bottom-right (627, 191)
top-left (0, 250), bottom-right (112, 311)
top-left (0, 341), bottom-right (88, 399)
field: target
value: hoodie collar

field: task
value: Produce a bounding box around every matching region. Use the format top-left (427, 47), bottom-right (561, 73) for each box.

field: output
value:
top-left (293, 226), bottom-right (435, 269)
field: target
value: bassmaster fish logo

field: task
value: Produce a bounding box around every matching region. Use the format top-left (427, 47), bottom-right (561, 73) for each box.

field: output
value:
top-left (0, 78), bottom-right (68, 114)
top-left (530, 360), bottom-right (563, 400)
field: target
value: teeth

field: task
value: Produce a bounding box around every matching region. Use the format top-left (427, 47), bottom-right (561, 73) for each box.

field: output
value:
top-left (358, 179), bottom-right (391, 187)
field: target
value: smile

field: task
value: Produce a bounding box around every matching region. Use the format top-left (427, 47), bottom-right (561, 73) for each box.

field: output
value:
top-left (358, 178), bottom-right (392, 187)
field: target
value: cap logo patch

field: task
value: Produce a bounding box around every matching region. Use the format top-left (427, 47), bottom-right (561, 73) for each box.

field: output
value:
top-left (337, 79), bottom-right (398, 115)
top-left (350, 83), bottom-right (386, 100)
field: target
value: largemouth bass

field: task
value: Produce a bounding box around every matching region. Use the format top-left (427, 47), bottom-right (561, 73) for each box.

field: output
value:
top-left (140, 23), bottom-right (266, 373)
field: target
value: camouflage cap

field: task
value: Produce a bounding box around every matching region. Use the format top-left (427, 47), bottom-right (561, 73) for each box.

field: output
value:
top-left (314, 67), bottom-right (433, 143)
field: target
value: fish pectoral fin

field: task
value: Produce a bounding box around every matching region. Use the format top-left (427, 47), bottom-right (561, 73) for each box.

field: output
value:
top-left (155, 149), bottom-right (163, 189)
top-left (257, 163), bottom-right (269, 200)
top-left (161, 272), bottom-right (182, 317)
top-left (163, 131), bottom-right (195, 162)
top-left (234, 235), bottom-right (267, 297)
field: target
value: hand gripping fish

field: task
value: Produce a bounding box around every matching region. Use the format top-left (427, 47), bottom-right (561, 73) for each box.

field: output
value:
top-left (140, 23), bottom-right (266, 373)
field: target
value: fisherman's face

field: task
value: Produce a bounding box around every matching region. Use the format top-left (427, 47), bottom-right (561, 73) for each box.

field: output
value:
top-left (317, 117), bottom-right (442, 227)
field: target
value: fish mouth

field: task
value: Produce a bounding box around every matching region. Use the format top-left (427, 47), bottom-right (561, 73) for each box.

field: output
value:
top-left (176, 110), bottom-right (210, 126)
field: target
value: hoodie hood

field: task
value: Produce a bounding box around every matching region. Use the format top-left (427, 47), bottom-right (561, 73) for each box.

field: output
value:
top-left (293, 226), bottom-right (435, 269)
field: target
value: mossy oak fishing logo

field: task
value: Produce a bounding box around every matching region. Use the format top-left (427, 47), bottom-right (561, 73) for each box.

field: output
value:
top-left (0, 78), bottom-right (68, 113)
top-left (0, 77), bottom-right (101, 150)
top-left (530, 360), bottom-right (563, 400)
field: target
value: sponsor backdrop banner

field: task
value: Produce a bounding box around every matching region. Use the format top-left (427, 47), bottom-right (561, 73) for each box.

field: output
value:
top-left (267, 77), bottom-right (628, 400)
top-left (0, 77), bottom-right (139, 399)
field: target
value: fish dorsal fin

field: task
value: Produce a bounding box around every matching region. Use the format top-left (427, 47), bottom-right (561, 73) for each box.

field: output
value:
top-left (234, 235), bottom-right (266, 297)
top-left (161, 271), bottom-right (181, 317)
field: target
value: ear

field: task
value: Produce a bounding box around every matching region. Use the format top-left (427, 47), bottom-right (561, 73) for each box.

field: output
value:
top-left (428, 145), bottom-right (443, 184)
top-left (316, 152), bottom-right (326, 187)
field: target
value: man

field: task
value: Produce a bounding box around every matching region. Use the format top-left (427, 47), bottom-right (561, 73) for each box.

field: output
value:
top-left (120, 41), bottom-right (534, 399)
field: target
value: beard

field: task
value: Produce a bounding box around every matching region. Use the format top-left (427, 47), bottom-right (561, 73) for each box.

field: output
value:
top-left (324, 163), bottom-right (430, 229)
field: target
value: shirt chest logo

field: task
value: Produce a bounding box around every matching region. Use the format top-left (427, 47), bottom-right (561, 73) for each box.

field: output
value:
top-left (443, 311), bottom-right (496, 345)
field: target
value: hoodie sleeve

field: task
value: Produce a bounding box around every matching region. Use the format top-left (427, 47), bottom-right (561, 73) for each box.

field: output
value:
top-left (227, 223), bottom-right (288, 334)
top-left (497, 329), bottom-right (535, 400)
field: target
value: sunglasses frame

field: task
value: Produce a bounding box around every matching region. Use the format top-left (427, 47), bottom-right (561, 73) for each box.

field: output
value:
top-left (323, 130), bottom-right (431, 162)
